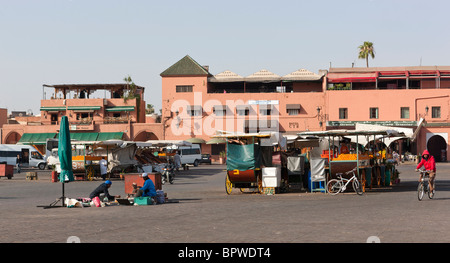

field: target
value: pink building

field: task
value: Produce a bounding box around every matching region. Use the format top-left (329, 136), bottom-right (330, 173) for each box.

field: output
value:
top-left (161, 56), bottom-right (450, 162)
top-left (326, 66), bottom-right (450, 162)
top-left (160, 55), bottom-right (327, 160)
top-left (2, 84), bottom-right (163, 153)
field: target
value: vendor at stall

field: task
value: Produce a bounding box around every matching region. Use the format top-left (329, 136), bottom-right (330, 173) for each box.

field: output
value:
top-left (339, 140), bottom-right (350, 154)
top-left (89, 180), bottom-right (120, 201)
top-left (135, 173), bottom-right (157, 198)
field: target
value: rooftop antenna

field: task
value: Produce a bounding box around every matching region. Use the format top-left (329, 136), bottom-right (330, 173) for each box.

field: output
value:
top-left (420, 57), bottom-right (422, 66)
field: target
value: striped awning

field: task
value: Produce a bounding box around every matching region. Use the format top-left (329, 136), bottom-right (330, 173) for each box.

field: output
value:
top-left (327, 72), bottom-right (377, 83)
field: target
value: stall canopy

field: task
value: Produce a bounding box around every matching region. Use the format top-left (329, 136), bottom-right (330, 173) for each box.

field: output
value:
top-left (297, 129), bottom-right (406, 138)
top-left (206, 138), bottom-right (226, 144)
top-left (185, 137), bottom-right (206, 144)
top-left (353, 123), bottom-right (413, 146)
top-left (145, 140), bottom-right (192, 147)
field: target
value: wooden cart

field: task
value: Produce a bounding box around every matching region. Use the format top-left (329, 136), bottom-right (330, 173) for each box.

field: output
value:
top-left (214, 132), bottom-right (272, 195)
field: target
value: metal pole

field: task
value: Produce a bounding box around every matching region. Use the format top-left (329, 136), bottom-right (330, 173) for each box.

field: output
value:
top-left (62, 182), bottom-right (65, 207)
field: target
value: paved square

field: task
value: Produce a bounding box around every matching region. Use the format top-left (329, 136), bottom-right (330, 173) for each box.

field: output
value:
top-left (1, 163), bottom-right (449, 243)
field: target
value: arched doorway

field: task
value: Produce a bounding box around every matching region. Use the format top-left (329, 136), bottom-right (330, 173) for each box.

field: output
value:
top-left (427, 135), bottom-right (447, 162)
top-left (133, 131), bottom-right (159, 142)
top-left (5, 131), bottom-right (21, 144)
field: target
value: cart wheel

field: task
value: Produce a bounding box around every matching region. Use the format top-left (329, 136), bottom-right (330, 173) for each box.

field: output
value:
top-left (225, 174), bottom-right (233, 195)
top-left (257, 175), bottom-right (263, 194)
top-left (86, 166), bottom-right (95, 181)
top-left (361, 177), bottom-right (366, 193)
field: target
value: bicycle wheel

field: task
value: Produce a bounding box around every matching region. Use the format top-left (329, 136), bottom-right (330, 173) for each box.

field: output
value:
top-left (417, 182), bottom-right (424, 201)
top-left (352, 179), bottom-right (363, 195)
top-left (327, 179), bottom-right (342, 195)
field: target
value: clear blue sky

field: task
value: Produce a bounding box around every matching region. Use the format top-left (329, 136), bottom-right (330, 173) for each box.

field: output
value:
top-left (1, 0), bottom-right (450, 114)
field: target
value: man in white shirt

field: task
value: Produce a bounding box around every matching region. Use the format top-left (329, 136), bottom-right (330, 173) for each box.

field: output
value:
top-left (99, 157), bottom-right (107, 180)
top-left (174, 151), bottom-right (181, 172)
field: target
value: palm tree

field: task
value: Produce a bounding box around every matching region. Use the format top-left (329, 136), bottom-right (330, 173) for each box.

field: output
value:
top-left (358, 41), bottom-right (375, 67)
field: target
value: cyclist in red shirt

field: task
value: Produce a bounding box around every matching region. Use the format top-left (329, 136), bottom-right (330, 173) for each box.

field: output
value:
top-left (415, 150), bottom-right (436, 194)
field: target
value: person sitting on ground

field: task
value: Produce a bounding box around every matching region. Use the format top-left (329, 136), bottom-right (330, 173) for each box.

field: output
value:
top-left (89, 180), bottom-right (120, 202)
top-left (135, 173), bottom-right (157, 198)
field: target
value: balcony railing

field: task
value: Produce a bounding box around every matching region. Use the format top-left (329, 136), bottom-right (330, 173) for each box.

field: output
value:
top-left (69, 118), bottom-right (93, 126)
top-left (103, 116), bottom-right (130, 124)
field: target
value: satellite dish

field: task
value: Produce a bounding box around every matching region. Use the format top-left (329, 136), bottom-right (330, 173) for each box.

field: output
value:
top-left (26, 109), bottom-right (33, 116)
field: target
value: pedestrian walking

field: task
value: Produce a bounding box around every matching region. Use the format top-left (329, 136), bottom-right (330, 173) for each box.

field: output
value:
top-left (99, 157), bottom-right (107, 180)
top-left (16, 154), bottom-right (21, 174)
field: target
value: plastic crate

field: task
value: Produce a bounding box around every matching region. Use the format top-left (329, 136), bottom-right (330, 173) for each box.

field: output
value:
top-left (134, 197), bottom-right (154, 205)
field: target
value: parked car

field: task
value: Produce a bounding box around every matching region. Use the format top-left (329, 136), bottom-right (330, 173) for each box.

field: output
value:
top-left (200, 153), bottom-right (212, 164)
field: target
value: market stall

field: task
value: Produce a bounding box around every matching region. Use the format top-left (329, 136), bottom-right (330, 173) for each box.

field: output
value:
top-left (93, 140), bottom-right (154, 178)
top-left (213, 131), bottom-right (288, 195)
top-left (297, 128), bottom-right (406, 193)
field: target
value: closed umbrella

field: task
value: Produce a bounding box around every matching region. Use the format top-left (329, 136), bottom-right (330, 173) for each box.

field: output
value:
top-left (58, 116), bottom-right (74, 183)
top-left (39, 116), bottom-right (74, 208)
top-left (58, 116), bottom-right (74, 207)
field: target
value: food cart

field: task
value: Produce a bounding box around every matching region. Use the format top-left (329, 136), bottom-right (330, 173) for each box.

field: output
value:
top-left (213, 131), bottom-right (282, 195)
top-left (93, 140), bottom-right (155, 178)
top-left (297, 128), bottom-right (406, 193)
top-left (70, 141), bottom-right (103, 181)
top-left (52, 140), bottom-right (103, 181)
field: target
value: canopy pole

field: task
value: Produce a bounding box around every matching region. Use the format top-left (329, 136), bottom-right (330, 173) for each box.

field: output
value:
top-left (356, 135), bottom-right (360, 177)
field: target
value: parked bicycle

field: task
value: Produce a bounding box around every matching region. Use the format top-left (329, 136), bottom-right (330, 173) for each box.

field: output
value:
top-left (417, 168), bottom-right (434, 201)
top-left (327, 168), bottom-right (363, 195)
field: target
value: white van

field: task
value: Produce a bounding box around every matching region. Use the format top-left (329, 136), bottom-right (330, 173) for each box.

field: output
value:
top-left (168, 144), bottom-right (202, 167)
top-left (0, 144), bottom-right (47, 170)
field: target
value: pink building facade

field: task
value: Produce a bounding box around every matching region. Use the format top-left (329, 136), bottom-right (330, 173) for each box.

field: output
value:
top-left (161, 56), bottom-right (450, 162)
top-left (2, 84), bottom-right (163, 153)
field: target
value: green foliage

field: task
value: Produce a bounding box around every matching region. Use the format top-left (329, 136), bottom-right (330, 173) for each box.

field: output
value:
top-left (358, 41), bottom-right (375, 67)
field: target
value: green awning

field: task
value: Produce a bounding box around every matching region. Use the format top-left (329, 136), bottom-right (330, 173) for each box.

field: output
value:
top-left (70, 132), bottom-right (99, 141)
top-left (105, 106), bottom-right (135, 112)
top-left (97, 132), bottom-right (124, 141)
top-left (67, 106), bottom-right (101, 111)
top-left (186, 138), bottom-right (206, 144)
top-left (40, 107), bottom-right (66, 111)
top-left (18, 133), bottom-right (57, 145)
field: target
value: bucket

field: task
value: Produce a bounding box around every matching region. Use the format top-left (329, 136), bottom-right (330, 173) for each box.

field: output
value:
top-left (51, 171), bottom-right (58, 183)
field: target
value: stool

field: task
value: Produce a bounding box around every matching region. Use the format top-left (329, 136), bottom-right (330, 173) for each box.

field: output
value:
top-left (26, 172), bottom-right (38, 180)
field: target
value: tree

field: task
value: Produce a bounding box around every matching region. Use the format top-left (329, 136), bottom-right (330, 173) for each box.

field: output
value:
top-left (358, 41), bottom-right (375, 68)
top-left (123, 75), bottom-right (137, 102)
top-left (146, 104), bottom-right (155, 114)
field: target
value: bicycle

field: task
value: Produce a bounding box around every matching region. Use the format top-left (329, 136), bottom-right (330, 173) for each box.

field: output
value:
top-left (327, 168), bottom-right (363, 195)
top-left (417, 169), bottom-right (435, 201)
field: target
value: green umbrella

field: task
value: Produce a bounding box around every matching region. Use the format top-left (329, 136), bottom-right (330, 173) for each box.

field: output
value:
top-left (58, 116), bottom-right (74, 183)
top-left (38, 116), bottom-right (74, 208)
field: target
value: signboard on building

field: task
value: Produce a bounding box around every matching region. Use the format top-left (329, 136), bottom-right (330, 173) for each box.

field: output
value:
top-left (327, 120), bottom-right (418, 127)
